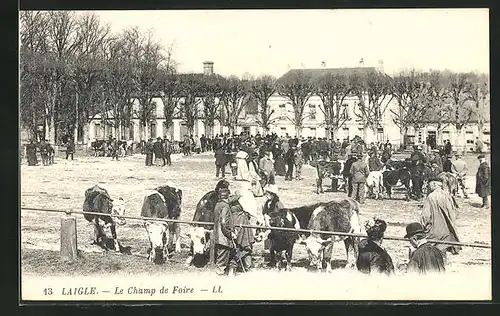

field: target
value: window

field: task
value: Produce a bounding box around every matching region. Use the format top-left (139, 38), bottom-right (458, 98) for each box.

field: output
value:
top-left (279, 104), bottom-right (286, 116)
top-left (342, 104), bottom-right (349, 120)
top-left (150, 122), bottom-right (156, 139)
top-left (309, 104), bottom-right (316, 120)
top-left (310, 127), bottom-right (316, 137)
top-left (94, 123), bottom-right (101, 138)
top-left (129, 123), bottom-right (134, 140)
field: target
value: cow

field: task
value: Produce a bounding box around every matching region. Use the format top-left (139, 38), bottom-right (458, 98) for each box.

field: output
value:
top-left (311, 159), bottom-right (345, 194)
top-left (261, 205), bottom-right (301, 271)
top-left (382, 160), bottom-right (412, 200)
top-left (140, 184), bottom-right (183, 264)
top-left (83, 185), bottom-right (126, 252)
top-left (90, 140), bottom-right (106, 157)
top-left (365, 171), bottom-right (384, 199)
top-left (299, 199), bottom-right (361, 272)
top-left (185, 189), bottom-right (218, 267)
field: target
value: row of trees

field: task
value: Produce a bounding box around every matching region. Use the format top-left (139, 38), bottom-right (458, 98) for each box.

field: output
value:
top-left (20, 11), bottom-right (489, 146)
top-left (19, 11), bottom-right (282, 143)
top-left (276, 68), bottom-right (489, 146)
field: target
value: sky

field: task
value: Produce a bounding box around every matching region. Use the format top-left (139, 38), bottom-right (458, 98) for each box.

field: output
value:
top-left (92, 9), bottom-right (489, 78)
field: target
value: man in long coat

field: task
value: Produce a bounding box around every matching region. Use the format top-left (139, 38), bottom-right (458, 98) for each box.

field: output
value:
top-left (213, 188), bottom-right (237, 276)
top-left (26, 139), bottom-right (38, 166)
top-left (420, 178), bottom-right (461, 256)
top-left (475, 154), bottom-right (491, 208)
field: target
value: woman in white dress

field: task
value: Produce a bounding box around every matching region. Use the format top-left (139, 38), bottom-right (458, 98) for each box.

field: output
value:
top-left (236, 150), bottom-right (250, 180)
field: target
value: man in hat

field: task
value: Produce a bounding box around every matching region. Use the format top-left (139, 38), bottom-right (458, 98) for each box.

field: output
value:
top-left (405, 222), bottom-right (446, 274)
top-left (475, 154), bottom-right (490, 208)
top-left (284, 145), bottom-right (296, 181)
top-left (294, 145), bottom-right (304, 180)
top-left (213, 187), bottom-right (237, 276)
top-left (420, 177), bottom-right (461, 256)
top-left (39, 139), bottom-right (49, 166)
top-left (214, 144), bottom-right (226, 179)
top-left (145, 138), bottom-right (154, 166)
top-left (343, 153), bottom-right (357, 196)
top-left (451, 153), bottom-right (468, 198)
top-left (153, 137), bottom-right (165, 166)
top-left (163, 136), bottom-right (172, 166)
top-left (25, 139), bottom-right (38, 166)
top-left (442, 154), bottom-right (453, 173)
top-left (410, 145), bottom-right (427, 199)
top-left (349, 153), bottom-right (370, 203)
top-left (259, 151), bottom-right (275, 185)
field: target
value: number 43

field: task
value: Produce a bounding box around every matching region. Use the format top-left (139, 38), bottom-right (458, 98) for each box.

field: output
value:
top-left (43, 288), bottom-right (53, 295)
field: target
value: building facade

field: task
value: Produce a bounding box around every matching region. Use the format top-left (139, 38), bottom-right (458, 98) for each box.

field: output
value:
top-left (85, 63), bottom-right (490, 151)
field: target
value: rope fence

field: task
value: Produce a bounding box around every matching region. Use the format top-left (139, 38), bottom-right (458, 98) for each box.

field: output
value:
top-left (21, 207), bottom-right (491, 249)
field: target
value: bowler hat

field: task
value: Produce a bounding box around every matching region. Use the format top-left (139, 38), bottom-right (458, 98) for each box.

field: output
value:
top-left (404, 222), bottom-right (425, 238)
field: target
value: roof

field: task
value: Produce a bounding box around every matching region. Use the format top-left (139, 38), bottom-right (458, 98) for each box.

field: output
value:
top-left (278, 67), bottom-right (380, 81)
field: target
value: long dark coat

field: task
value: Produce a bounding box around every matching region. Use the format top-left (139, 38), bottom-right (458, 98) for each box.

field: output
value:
top-left (356, 239), bottom-right (394, 275)
top-left (475, 161), bottom-right (491, 197)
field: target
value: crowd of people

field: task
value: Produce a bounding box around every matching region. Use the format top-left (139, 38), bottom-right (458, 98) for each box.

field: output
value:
top-left (210, 176), bottom-right (460, 277)
top-left (200, 133), bottom-right (490, 277)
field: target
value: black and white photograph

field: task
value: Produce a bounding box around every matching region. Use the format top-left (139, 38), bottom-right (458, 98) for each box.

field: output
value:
top-left (19, 9), bottom-right (491, 301)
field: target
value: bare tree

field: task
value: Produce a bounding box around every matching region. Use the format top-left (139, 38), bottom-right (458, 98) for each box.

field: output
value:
top-left (390, 69), bottom-right (431, 146)
top-left (465, 73), bottom-right (489, 143)
top-left (220, 76), bottom-right (249, 135)
top-left (120, 28), bottom-right (164, 140)
top-left (157, 70), bottom-right (182, 139)
top-left (71, 12), bottom-right (111, 143)
top-left (44, 11), bottom-right (83, 144)
top-left (313, 71), bottom-right (352, 140)
top-left (250, 75), bottom-right (277, 135)
top-left (179, 74), bottom-right (203, 136)
top-left (200, 74), bottom-right (225, 137)
top-left (446, 72), bottom-right (476, 152)
top-left (20, 11), bottom-right (50, 140)
top-left (277, 70), bottom-right (315, 136)
top-left (352, 70), bottom-right (393, 142)
top-left (420, 70), bottom-right (452, 145)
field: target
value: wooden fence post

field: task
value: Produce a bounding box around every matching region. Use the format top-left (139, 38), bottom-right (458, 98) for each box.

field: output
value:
top-left (61, 213), bottom-right (78, 261)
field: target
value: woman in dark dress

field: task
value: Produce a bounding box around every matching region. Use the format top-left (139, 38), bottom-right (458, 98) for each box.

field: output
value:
top-left (357, 218), bottom-right (395, 275)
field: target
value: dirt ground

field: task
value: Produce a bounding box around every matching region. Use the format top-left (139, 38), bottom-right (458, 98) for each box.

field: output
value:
top-left (21, 151), bottom-right (491, 281)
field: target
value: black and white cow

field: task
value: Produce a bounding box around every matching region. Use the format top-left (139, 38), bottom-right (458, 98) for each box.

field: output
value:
top-left (299, 199), bottom-right (361, 272)
top-left (140, 184), bottom-right (182, 264)
top-left (185, 189), bottom-right (217, 266)
top-left (311, 160), bottom-right (345, 194)
top-left (83, 185), bottom-right (126, 252)
top-left (382, 161), bottom-right (412, 200)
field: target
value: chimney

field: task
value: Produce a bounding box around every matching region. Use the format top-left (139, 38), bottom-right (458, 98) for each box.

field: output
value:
top-left (377, 60), bottom-right (384, 73)
top-left (203, 61), bottom-right (214, 76)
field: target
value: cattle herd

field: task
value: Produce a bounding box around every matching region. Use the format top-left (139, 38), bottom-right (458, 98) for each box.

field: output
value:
top-left (83, 181), bottom-right (368, 273)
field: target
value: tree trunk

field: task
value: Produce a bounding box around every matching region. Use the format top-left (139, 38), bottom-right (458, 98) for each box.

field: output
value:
top-left (478, 121), bottom-right (484, 142)
top-left (331, 127), bottom-right (338, 141)
top-left (83, 124), bottom-right (90, 148)
top-left (399, 128), bottom-right (406, 148)
top-left (295, 125), bottom-right (302, 138)
top-left (363, 126), bottom-right (371, 144)
top-left (48, 115), bottom-right (56, 145)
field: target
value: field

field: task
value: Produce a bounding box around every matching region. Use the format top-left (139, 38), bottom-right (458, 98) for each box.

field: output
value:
top-left (20, 151), bottom-right (492, 299)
